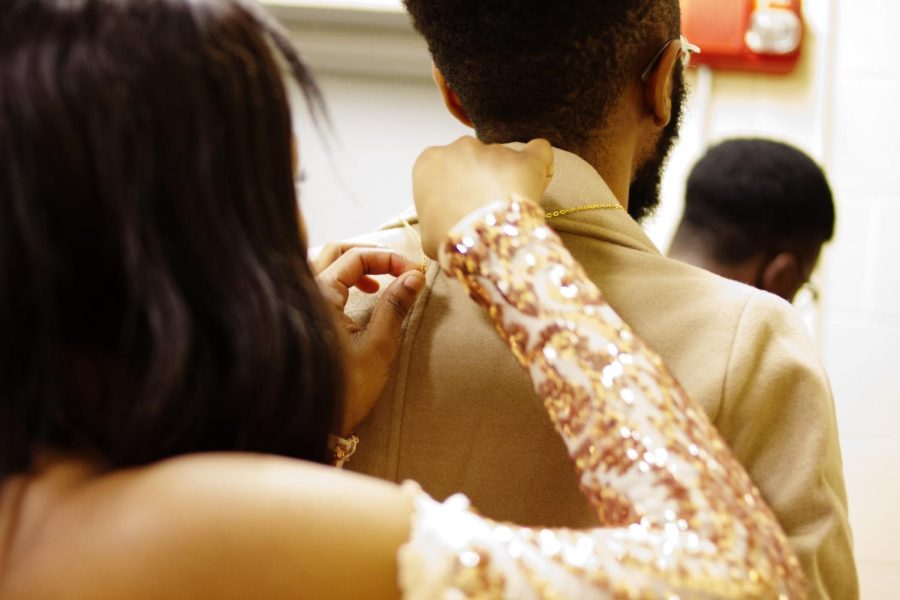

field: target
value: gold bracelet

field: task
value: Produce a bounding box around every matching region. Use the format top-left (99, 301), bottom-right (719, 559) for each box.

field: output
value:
top-left (328, 434), bottom-right (360, 469)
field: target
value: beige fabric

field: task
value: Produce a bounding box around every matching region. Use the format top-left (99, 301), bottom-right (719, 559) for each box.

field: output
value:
top-left (344, 148), bottom-right (857, 599)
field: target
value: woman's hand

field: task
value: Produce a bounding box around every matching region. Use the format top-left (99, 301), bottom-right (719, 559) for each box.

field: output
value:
top-left (315, 247), bottom-right (425, 436)
top-left (413, 137), bottom-right (554, 258)
top-left (310, 241), bottom-right (385, 293)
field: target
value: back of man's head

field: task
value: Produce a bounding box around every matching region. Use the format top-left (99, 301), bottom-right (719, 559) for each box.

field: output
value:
top-left (675, 138), bottom-right (835, 264)
top-left (404, 0), bottom-right (680, 151)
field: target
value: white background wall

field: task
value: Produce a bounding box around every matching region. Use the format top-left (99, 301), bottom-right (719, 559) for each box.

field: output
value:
top-left (273, 1), bottom-right (900, 595)
top-left (293, 74), bottom-right (467, 247)
top-left (823, 0), bottom-right (900, 595)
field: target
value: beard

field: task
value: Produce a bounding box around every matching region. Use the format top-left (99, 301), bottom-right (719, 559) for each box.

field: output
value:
top-left (627, 63), bottom-right (687, 222)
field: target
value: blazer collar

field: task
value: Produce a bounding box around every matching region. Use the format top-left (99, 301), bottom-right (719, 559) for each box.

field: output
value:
top-left (381, 145), bottom-right (662, 257)
top-left (540, 146), bottom-right (661, 255)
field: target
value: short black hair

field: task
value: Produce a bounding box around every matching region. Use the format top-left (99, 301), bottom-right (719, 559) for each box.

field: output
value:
top-left (404, 0), bottom-right (680, 150)
top-left (675, 139), bottom-right (835, 264)
top-left (1, 0), bottom-right (343, 480)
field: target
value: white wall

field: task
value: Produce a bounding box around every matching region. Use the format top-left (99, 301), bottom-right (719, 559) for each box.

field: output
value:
top-left (822, 0), bottom-right (900, 595)
top-left (279, 1), bottom-right (900, 595)
top-left (294, 74), bottom-right (467, 248)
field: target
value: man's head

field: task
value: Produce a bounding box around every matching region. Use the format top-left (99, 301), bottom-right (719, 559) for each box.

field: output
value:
top-left (669, 139), bottom-right (836, 302)
top-left (404, 0), bottom-right (687, 221)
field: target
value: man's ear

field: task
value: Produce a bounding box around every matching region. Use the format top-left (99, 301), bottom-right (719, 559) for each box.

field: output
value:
top-left (760, 251), bottom-right (803, 302)
top-left (432, 64), bottom-right (474, 128)
top-left (641, 41), bottom-right (681, 128)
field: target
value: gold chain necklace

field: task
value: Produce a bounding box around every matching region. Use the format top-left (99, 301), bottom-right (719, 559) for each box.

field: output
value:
top-left (545, 202), bottom-right (623, 219)
top-left (397, 202), bottom-right (623, 271)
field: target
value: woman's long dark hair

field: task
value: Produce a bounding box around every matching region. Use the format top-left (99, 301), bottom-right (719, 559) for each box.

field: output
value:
top-left (0, 0), bottom-right (345, 478)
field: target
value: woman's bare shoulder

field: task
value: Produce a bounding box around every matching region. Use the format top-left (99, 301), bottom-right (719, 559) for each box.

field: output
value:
top-left (4, 453), bottom-right (410, 600)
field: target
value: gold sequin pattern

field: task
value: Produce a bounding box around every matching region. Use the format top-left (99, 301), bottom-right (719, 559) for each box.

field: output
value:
top-left (414, 197), bottom-right (807, 598)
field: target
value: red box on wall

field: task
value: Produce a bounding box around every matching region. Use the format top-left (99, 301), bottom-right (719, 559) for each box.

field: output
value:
top-left (681, 0), bottom-right (804, 74)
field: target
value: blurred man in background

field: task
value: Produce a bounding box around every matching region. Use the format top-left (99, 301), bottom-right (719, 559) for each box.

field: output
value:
top-left (669, 138), bottom-right (835, 302)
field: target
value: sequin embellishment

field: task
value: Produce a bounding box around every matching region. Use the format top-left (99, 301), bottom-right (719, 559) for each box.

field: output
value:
top-left (399, 198), bottom-right (805, 599)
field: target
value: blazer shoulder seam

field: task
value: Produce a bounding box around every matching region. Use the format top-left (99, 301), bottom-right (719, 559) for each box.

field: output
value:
top-left (718, 291), bottom-right (757, 422)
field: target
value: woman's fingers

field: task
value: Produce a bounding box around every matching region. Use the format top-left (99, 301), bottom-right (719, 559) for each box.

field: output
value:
top-left (310, 241), bottom-right (384, 276)
top-left (354, 276), bottom-right (381, 294)
top-left (363, 271), bottom-right (426, 355)
top-left (316, 248), bottom-right (422, 311)
top-left (336, 270), bottom-right (426, 435)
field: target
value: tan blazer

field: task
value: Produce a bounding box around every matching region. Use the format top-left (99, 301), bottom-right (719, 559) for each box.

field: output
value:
top-left (345, 148), bottom-right (857, 599)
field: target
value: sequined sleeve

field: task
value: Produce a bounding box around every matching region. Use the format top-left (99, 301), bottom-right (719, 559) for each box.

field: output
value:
top-left (397, 197), bottom-right (805, 599)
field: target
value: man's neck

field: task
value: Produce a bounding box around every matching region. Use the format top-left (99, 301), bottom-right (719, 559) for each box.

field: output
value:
top-left (559, 139), bottom-right (635, 212)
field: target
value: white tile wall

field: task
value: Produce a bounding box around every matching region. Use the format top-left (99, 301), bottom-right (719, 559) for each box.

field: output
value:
top-left (286, 0), bottom-right (900, 595)
top-left (823, 194), bottom-right (900, 324)
top-left (833, 0), bottom-right (900, 77)
top-left (840, 437), bottom-right (900, 561)
top-left (827, 1), bottom-right (900, 595)
top-left (823, 310), bottom-right (900, 438)
top-left (831, 78), bottom-right (900, 197)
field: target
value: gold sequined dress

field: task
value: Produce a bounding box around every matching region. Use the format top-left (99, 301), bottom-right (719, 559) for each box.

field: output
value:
top-left (397, 198), bottom-right (805, 599)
